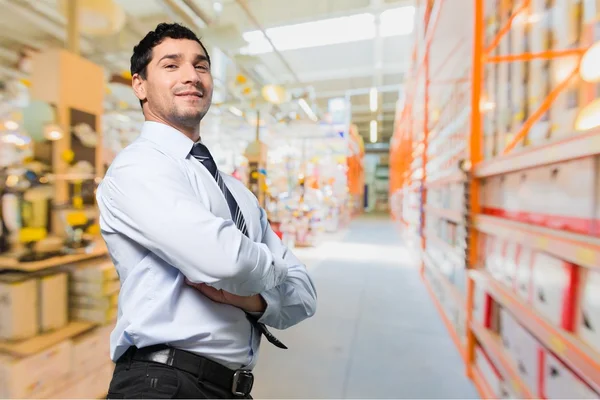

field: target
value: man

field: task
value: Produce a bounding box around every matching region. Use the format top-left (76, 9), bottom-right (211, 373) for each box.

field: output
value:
top-left (96, 23), bottom-right (317, 399)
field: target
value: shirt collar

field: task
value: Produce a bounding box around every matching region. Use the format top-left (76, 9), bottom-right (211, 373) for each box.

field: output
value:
top-left (140, 121), bottom-right (197, 159)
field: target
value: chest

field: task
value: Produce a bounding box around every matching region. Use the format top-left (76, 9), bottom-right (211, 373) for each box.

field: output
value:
top-left (182, 160), bottom-right (261, 240)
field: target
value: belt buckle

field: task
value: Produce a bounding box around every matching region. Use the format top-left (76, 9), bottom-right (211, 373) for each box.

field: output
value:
top-left (231, 369), bottom-right (254, 396)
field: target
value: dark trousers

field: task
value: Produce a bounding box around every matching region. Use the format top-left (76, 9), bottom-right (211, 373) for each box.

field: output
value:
top-left (107, 358), bottom-right (253, 399)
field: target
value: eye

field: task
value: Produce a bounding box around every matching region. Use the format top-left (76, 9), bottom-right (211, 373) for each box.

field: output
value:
top-left (195, 65), bottom-right (209, 71)
top-left (165, 64), bottom-right (177, 69)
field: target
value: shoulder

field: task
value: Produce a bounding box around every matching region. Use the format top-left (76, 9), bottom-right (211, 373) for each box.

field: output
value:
top-left (105, 137), bottom-right (179, 178)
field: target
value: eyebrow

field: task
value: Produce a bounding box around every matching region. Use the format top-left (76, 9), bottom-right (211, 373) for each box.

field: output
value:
top-left (157, 53), bottom-right (210, 64)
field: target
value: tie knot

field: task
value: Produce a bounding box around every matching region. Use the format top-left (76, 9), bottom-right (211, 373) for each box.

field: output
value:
top-left (190, 142), bottom-right (212, 160)
top-left (190, 142), bottom-right (218, 176)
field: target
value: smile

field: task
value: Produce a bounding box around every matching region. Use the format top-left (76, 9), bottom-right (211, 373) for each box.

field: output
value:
top-left (176, 91), bottom-right (203, 98)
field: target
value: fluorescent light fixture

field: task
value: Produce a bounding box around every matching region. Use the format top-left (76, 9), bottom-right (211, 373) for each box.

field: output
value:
top-left (299, 98), bottom-right (318, 122)
top-left (3, 120), bottom-right (18, 130)
top-left (370, 120), bottom-right (377, 143)
top-left (581, 40), bottom-right (600, 83)
top-left (229, 106), bottom-right (244, 117)
top-left (213, 1), bottom-right (223, 13)
top-left (370, 87), bottom-right (378, 112)
top-left (241, 6), bottom-right (415, 55)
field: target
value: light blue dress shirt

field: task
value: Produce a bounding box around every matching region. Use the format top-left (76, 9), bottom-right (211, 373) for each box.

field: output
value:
top-left (96, 121), bottom-right (317, 370)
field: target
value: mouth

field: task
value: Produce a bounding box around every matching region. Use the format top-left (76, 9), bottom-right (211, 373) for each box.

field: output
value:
top-left (176, 91), bottom-right (204, 99)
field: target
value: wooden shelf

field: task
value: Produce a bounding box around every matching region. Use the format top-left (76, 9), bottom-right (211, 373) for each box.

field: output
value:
top-left (425, 205), bottom-right (464, 224)
top-left (0, 321), bottom-right (96, 357)
top-left (474, 214), bottom-right (600, 270)
top-left (0, 242), bottom-right (108, 272)
top-left (475, 128), bottom-right (600, 178)
top-left (470, 270), bottom-right (600, 394)
top-left (471, 319), bottom-right (533, 398)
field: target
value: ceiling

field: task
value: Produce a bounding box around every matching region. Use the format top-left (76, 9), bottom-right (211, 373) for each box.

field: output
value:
top-left (0, 0), bottom-right (417, 144)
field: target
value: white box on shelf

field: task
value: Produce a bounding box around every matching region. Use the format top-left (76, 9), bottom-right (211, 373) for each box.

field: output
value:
top-left (499, 307), bottom-right (518, 361)
top-left (489, 238), bottom-right (507, 282)
top-left (503, 173), bottom-right (522, 221)
top-left (532, 252), bottom-right (578, 329)
top-left (541, 350), bottom-right (599, 399)
top-left (527, 59), bottom-right (551, 146)
top-left (0, 273), bottom-right (38, 341)
top-left (512, 323), bottom-right (542, 396)
top-left (475, 346), bottom-right (502, 397)
top-left (575, 267), bottom-right (600, 354)
top-left (37, 272), bottom-right (68, 332)
top-left (503, 242), bottom-right (519, 291)
top-left (0, 339), bottom-right (73, 399)
top-left (546, 158), bottom-right (595, 235)
top-left (515, 247), bottom-right (534, 304)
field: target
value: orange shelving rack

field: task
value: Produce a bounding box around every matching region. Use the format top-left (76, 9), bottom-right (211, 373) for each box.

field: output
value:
top-left (390, 0), bottom-right (600, 398)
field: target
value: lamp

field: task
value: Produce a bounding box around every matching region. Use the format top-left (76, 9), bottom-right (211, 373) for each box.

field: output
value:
top-left (575, 98), bottom-right (600, 131)
top-left (580, 41), bottom-right (600, 83)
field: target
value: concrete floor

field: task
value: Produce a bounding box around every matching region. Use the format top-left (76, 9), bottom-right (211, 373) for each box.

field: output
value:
top-left (252, 214), bottom-right (479, 399)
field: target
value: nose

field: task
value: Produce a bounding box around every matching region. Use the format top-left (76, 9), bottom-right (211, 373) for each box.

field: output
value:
top-left (180, 62), bottom-right (200, 85)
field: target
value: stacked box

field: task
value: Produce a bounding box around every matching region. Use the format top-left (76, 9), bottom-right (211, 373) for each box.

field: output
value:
top-left (69, 260), bottom-right (119, 324)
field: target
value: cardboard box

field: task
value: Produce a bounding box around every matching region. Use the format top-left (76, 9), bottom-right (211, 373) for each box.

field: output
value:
top-left (0, 273), bottom-right (38, 340)
top-left (576, 268), bottom-right (600, 353)
top-left (541, 350), bottom-right (598, 399)
top-left (71, 292), bottom-right (119, 309)
top-left (48, 361), bottom-right (114, 399)
top-left (71, 306), bottom-right (118, 324)
top-left (532, 252), bottom-right (579, 330)
top-left (72, 324), bottom-right (112, 373)
top-left (36, 272), bottom-right (68, 332)
top-left (69, 259), bottom-right (118, 282)
top-left (0, 339), bottom-right (73, 399)
top-left (488, 238), bottom-right (507, 282)
top-left (71, 279), bottom-right (120, 297)
top-left (503, 173), bottom-right (522, 221)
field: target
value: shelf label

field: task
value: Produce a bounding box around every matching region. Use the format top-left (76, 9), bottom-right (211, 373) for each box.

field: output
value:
top-left (535, 236), bottom-right (549, 250)
top-left (549, 335), bottom-right (567, 356)
top-left (575, 247), bottom-right (595, 267)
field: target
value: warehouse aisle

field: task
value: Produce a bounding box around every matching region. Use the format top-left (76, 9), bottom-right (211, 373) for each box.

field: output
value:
top-left (252, 215), bottom-right (479, 399)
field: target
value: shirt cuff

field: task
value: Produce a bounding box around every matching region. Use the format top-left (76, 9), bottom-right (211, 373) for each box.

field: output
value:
top-left (257, 288), bottom-right (281, 325)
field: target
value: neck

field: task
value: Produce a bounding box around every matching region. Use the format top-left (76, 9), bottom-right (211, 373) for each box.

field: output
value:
top-left (145, 112), bottom-right (200, 142)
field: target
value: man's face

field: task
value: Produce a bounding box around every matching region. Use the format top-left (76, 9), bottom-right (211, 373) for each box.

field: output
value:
top-left (133, 38), bottom-right (214, 129)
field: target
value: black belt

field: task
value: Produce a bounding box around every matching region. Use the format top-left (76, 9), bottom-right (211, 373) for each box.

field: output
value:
top-left (119, 345), bottom-right (254, 397)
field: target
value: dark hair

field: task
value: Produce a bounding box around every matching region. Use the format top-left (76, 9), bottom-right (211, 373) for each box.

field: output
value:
top-left (130, 22), bottom-right (211, 79)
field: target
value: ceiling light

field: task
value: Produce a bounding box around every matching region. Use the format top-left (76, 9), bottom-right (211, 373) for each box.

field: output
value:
top-left (370, 87), bottom-right (378, 112)
top-left (44, 124), bottom-right (63, 141)
top-left (229, 106), bottom-right (244, 117)
top-left (575, 98), bottom-right (600, 131)
top-left (299, 98), bottom-right (318, 122)
top-left (370, 120), bottom-right (377, 143)
top-left (3, 120), bottom-right (19, 130)
top-left (580, 41), bottom-right (600, 83)
top-left (241, 6), bottom-right (415, 55)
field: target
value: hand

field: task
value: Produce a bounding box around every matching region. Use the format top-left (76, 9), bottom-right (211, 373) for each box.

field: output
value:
top-left (185, 278), bottom-right (267, 313)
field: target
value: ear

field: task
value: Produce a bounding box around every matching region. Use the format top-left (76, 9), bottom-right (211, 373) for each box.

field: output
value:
top-left (132, 73), bottom-right (147, 102)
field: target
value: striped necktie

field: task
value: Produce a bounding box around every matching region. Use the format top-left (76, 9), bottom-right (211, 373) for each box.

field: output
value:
top-left (190, 142), bottom-right (287, 350)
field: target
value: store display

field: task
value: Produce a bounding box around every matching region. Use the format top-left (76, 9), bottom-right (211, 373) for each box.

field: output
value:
top-left (391, 0), bottom-right (600, 398)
